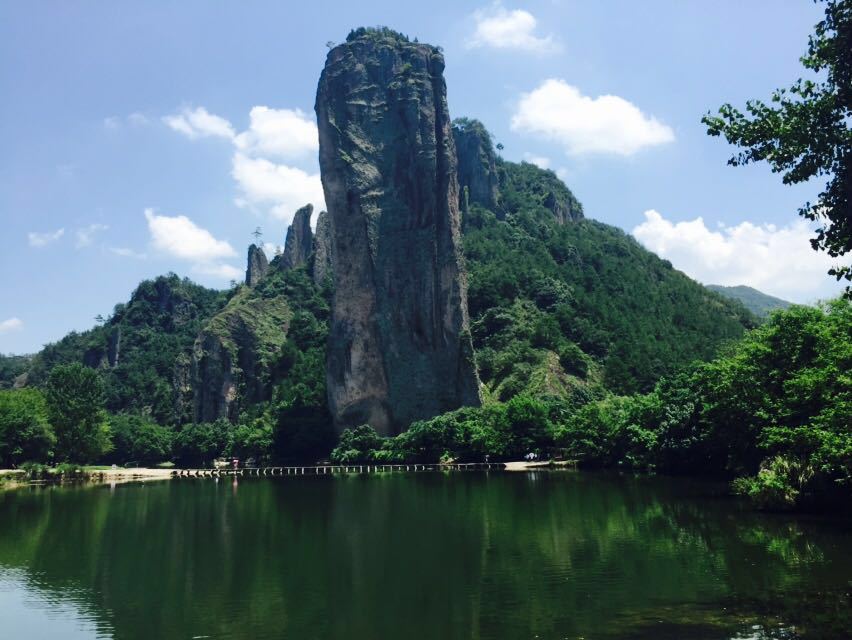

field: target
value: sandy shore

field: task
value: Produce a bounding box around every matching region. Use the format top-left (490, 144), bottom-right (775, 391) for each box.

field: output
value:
top-left (503, 460), bottom-right (577, 471)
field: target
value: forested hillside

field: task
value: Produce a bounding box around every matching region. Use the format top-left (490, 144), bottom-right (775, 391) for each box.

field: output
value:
top-left (0, 120), bottom-right (757, 467)
top-left (707, 284), bottom-right (793, 318)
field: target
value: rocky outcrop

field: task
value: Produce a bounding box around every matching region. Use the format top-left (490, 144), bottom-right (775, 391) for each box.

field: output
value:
top-left (315, 28), bottom-right (481, 436)
top-left (452, 118), bottom-right (499, 212)
top-left (245, 244), bottom-right (269, 287)
top-left (311, 210), bottom-right (333, 285)
top-left (544, 190), bottom-right (582, 224)
top-left (190, 289), bottom-right (291, 422)
top-left (281, 204), bottom-right (314, 270)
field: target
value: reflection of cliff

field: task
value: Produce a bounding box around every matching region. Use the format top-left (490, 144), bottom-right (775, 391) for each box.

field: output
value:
top-left (0, 476), bottom-right (849, 639)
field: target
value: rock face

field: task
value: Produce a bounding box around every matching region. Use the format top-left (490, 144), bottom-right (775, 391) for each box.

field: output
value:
top-left (315, 28), bottom-right (481, 436)
top-left (190, 290), bottom-right (291, 422)
top-left (452, 118), bottom-right (499, 212)
top-left (281, 204), bottom-right (314, 270)
top-left (311, 210), bottom-right (333, 285)
top-left (245, 244), bottom-right (269, 287)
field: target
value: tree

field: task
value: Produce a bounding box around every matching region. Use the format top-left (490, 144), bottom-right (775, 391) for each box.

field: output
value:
top-left (45, 363), bottom-right (111, 462)
top-left (109, 413), bottom-right (173, 466)
top-left (252, 226), bottom-right (263, 242)
top-left (0, 389), bottom-right (55, 466)
top-left (703, 0), bottom-right (852, 295)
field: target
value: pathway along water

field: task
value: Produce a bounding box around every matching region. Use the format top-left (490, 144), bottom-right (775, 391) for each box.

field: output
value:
top-left (0, 470), bottom-right (849, 639)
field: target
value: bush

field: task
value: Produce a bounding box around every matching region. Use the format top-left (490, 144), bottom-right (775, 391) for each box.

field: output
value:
top-left (0, 388), bottom-right (55, 466)
top-left (109, 414), bottom-right (174, 466)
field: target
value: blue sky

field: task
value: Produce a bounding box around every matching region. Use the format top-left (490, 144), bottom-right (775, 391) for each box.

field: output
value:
top-left (0, 1), bottom-right (844, 354)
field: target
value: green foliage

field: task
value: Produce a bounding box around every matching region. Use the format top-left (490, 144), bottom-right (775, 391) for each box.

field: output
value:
top-left (703, 0), bottom-right (852, 293)
top-left (464, 182), bottom-right (753, 395)
top-left (557, 300), bottom-right (852, 509)
top-left (172, 419), bottom-right (231, 467)
top-left (228, 416), bottom-right (273, 463)
top-left (330, 424), bottom-right (385, 463)
top-left (0, 388), bottom-right (54, 466)
top-left (346, 26), bottom-right (411, 44)
top-left (26, 274), bottom-right (225, 424)
top-left (0, 354), bottom-right (31, 389)
top-left (497, 158), bottom-right (583, 220)
top-left (45, 364), bottom-right (111, 463)
top-left (706, 284), bottom-right (792, 318)
top-left (109, 414), bottom-right (173, 465)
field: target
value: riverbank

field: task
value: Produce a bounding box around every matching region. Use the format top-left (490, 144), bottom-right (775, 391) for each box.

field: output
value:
top-left (1, 461), bottom-right (574, 488)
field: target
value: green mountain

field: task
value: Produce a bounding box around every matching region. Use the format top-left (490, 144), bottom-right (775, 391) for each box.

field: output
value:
top-left (706, 284), bottom-right (793, 318)
top-left (1, 124), bottom-right (754, 432)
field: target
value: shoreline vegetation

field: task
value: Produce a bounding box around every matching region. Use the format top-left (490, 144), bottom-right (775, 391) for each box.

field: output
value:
top-left (0, 460), bottom-right (578, 490)
top-left (1, 299), bottom-right (850, 512)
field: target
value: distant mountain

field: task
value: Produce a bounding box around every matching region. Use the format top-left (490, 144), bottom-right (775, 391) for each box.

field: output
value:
top-left (706, 285), bottom-right (793, 318)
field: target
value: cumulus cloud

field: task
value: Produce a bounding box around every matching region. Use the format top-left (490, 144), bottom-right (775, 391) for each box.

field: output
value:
top-left (632, 209), bottom-right (840, 302)
top-left (234, 107), bottom-right (318, 159)
top-left (231, 153), bottom-right (325, 220)
top-left (145, 209), bottom-right (235, 261)
top-left (75, 223), bottom-right (109, 248)
top-left (104, 113), bottom-right (150, 130)
top-left (166, 104), bottom-right (324, 224)
top-left (522, 153), bottom-right (551, 169)
top-left (468, 4), bottom-right (558, 53)
top-left (28, 228), bottom-right (64, 248)
top-left (144, 208), bottom-right (239, 282)
top-left (163, 106), bottom-right (235, 140)
top-left (511, 79), bottom-right (675, 156)
top-left (109, 247), bottom-right (147, 259)
top-left (192, 262), bottom-right (243, 281)
top-left (262, 242), bottom-right (284, 258)
top-left (0, 317), bottom-right (23, 334)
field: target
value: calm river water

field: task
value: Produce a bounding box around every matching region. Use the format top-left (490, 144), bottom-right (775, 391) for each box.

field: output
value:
top-left (0, 471), bottom-right (849, 639)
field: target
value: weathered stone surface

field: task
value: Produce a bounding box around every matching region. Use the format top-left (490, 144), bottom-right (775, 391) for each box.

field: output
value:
top-left (452, 118), bottom-right (499, 212)
top-left (245, 244), bottom-right (269, 287)
top-left (315, 28), bottom-right (481, 436)
top-left (281, 204), bottom-right (314, 270)
top-left (311, 210), bottom-right (333, 285)
top-left (190, 289), bottom-right (291, 422)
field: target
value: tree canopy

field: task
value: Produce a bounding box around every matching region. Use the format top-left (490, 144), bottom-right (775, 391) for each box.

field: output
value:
top-left (703, 0), bottom-right (852, 295)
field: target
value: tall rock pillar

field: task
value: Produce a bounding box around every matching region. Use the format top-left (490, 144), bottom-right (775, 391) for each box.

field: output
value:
top-left (315, 28), bottom-right (480, 436)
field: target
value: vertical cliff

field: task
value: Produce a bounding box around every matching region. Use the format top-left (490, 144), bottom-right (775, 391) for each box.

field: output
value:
top-left (311, 210), bottom-right (333, 285)
top-left (315, 27), bottom-right (480, 436)
top-left (281, 204), bottom-right (314, 270)
top-left (452, 118), bottom-right (500, 212)
top-left (245, 244), bottom-right (269, 287)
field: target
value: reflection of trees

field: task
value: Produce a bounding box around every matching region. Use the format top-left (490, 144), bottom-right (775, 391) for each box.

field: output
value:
top-left (0, 473), bottom-right (849, 639)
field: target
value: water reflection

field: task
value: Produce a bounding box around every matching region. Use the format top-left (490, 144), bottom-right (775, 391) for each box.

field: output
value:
top-left (0, 472), bottom-right (849, 639)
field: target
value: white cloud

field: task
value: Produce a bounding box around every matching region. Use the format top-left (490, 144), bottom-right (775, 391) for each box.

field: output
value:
top-left (104, 113), bottom-right (150, 130)
top-left (632, 209), bottom-right (841, 303)
top-left (0, 317), bottom-right (23, 334)
top-left (522, 153), bottom-right (550, 169)
top-left (192, 262), bottom-right (243, 281)
top-left (145, 208), bottom-right (236, 261)
top-left (127, 112), bottom-right (149, 126)
top-left (166, 105), bottom-right (325, 224)
top-left (163, 106), bottom-right (235, 140)
top-left (468, 4), bottom-right (558, 53)
top-left (511, 79), bottom-right (675, 156)
top-left (144, 208), bottom-right (239, 283)
top-left (75, 223), bottom-right (108, 248)
top-left (232, 153), bottom-right (325, 222)
top-left (28, 228), bottom-right (64, 248)
top-left (234, 106), bottom-right (318, 159)
top-left (110, 247), bottom-right (147, 259)
top-left (263, 242), bottom-right (284, 258)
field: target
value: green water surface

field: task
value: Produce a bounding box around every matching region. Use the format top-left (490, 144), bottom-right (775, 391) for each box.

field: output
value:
top-left (0, 471), bottom-right (849, 639)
